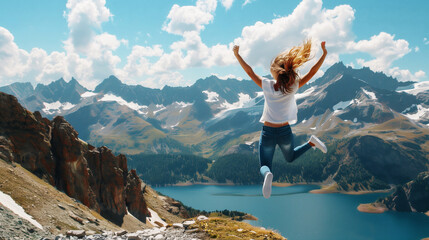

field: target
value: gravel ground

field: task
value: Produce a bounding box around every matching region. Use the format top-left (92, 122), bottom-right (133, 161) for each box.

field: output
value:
top-left (1, 205), bottom-right (206, 240)
top-left (0, 204), bottom-right (53, 240)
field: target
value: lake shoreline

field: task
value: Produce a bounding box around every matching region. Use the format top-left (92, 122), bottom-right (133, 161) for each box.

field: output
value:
top-left (157, 181), bottom-right (393, 195)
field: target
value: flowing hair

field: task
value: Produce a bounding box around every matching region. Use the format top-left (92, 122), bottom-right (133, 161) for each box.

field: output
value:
top-left (271, 39), bottom-right (313, 94)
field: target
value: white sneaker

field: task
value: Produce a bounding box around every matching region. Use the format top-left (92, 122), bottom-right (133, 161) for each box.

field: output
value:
top-left (309, 135), bottom-right (327, 153)
top-left (262, 172), bottom-right (273, 199)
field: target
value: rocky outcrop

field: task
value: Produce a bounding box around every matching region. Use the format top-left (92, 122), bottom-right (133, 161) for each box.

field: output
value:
top-left (126, 170), bottom-right (151, 221)
top-left (378, 172), bottom-right (429, 213)
top-left (0, 92), bottom-right (149, 224)
top-left (0, 93), bottom-right (56, 184)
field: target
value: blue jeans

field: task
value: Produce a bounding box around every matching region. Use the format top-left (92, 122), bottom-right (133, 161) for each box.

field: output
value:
top-left (259, 125), bottom-right (312, 176)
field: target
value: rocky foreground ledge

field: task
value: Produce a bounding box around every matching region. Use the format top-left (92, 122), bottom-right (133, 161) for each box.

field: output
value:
top-left (55, 215), bottom-right (285, 240)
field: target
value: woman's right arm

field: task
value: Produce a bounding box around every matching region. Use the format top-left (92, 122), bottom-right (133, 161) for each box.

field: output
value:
top-left (233, 45), bottom-right (262, 88)
top-left (299, 41), bottom-right (327, 88)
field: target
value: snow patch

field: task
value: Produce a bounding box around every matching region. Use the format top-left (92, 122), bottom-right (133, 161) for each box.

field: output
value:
top-left (361, 88), bottom-right (377, 100)
top-left (215, 93), bottom-right (254, 118)
top-left (295, 87), bottom-right (315, 100)
top-left (153, 104), bottom-right (166, 115)
top-left (220, 93), bottom-right (253, 110)
top-left (42, 101), bottom-right (76, 115)
top-left (398, 81), bottom-right (429, 95)
top-left (402, 104), bottom-right (429, 120)
top-left (333, 100), bottom-right (353, 111)
top-left (174, 101), bottom-right (192, 108)
top-left (0, 190), bottom-right (43, 230)
top-left (81, 91), bottom-right (97, 98)
top-left (202, 90), bottom-right (219, 102)
top-left (147, 208), bottom-right (167, 227)
top-left (99, 93), bottom-right (148, 115)
top-left (353, 117), bottom-right (358, 123)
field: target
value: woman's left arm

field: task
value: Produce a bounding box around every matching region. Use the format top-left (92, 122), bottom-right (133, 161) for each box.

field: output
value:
top-left (299, 41), bottom-right (327, 88)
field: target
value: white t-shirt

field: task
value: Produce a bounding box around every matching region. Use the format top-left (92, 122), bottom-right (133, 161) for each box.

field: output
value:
top-left (259, 77), bottom-right (299, 124)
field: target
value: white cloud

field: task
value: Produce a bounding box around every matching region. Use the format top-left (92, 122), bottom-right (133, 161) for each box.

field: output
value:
top-left (424, 37), bottom-right (429, 45)
top-left (65, 0), bottom-right (112, 53)
top-left (350, 32), bottom-right (410, 72)
top-left (221, 0), bottom-right (234, 10)
top-left (387, 67), bottom-right (426, 82)
top-left (243, 0), bottom-right (255, 6)
top-left (163, 0), bottom-right (217, 36)
top-left (212, 73), bottom-right (243, 80)
top-left (0, 27), bottom-right (71, 85)
top-left (232, 0), bottom-right (355, 76)
top-left (415, 47), bottom-right (419, 52)
top-left (415, 70), bottom-right (426, 79)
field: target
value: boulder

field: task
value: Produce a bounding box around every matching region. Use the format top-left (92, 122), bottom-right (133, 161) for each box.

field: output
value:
top-left (66, 230), bottom-right (85, 237)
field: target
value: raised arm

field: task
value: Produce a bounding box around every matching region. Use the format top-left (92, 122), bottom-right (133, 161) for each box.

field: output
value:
top-left (233, 45), bottom-right (262, 88)
top-left (299, 41), bottom-right (327, 88)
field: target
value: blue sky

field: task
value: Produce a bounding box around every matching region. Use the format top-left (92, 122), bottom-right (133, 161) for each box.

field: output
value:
top-left (0, 0), bottom-right (428, 89)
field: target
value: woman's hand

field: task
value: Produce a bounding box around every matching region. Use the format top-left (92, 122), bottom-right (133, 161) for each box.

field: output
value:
top-left (321, 41), bottom-right (327, 55)
top-left (233, 45), bottom-right (240, 57)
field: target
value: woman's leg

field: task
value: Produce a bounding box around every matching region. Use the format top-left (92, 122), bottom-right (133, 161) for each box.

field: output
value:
top-left (277, 126), bottom-right (312, 163)
top-left (259, 126), bottom-right (276, 176)
top-left (259, 126), bottom-right (276, 198)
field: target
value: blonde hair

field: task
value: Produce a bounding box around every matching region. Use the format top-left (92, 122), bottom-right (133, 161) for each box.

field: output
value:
top-left (270, 39), bottom-right (313, 94)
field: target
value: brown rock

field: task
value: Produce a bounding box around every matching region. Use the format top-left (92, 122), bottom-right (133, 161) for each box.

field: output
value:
top-left (0, 92), bottom-right (56, 184)
top-left (51, 116), bottom-right (98, 211)
top-left (69, 212), bottom-right (84, 224)
top-left (66, 230), bottom-right (86, 237)
top-left (126, 169), bottom-right (150, 222)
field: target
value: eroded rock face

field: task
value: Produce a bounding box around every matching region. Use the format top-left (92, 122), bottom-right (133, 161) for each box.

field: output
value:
top-left (51, 116), bottom-right (96, 210)
top-left (0, 93), bottom-right (55, 184)
top-left (126, 169), bottom-right (150, 222)
top-left (0, 92), bottom-right (149, 224)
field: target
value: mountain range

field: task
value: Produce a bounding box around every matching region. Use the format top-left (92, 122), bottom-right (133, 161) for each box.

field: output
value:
top-left (1, 62), bottom-right (429, 192)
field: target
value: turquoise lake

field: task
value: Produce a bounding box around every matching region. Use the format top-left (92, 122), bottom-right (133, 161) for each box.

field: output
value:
top-left (155, 185), bottom-right (429, 240)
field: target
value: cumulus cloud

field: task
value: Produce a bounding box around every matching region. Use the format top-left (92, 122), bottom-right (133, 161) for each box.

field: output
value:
top-left (230, 0), bottom-right (421, 82)
top-left (65, 0), bottom-right (112, 53)
top-left (163, 0), bottom-right (217, 36)
top-left (232, 0), bottom-right (355, 75)
top-left (349, 32), bottom-right (410, 71)
top-left (221, 0), bottom-right (234, 10)
top-left (424, 37), bottom-right (429, 45)
top-left (62, 0), bottom-right (129, 88)
top-left (0, 27), bottom-right (71, 85)
top-left (388, 68), bottom-right (426, 82)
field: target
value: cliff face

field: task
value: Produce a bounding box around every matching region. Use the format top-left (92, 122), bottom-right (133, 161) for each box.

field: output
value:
top-left (379, 171), bottom-right (429, 213)
top-left (0, 92), bottom-right (149, 224)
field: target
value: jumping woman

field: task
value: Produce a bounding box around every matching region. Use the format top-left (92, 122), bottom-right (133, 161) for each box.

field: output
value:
top-left (233, 40), bottom-right (328, 198)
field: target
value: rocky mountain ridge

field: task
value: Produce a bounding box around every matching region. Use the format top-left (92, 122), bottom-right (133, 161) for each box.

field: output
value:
top-left (1, 62), bottom-right (428, 157)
